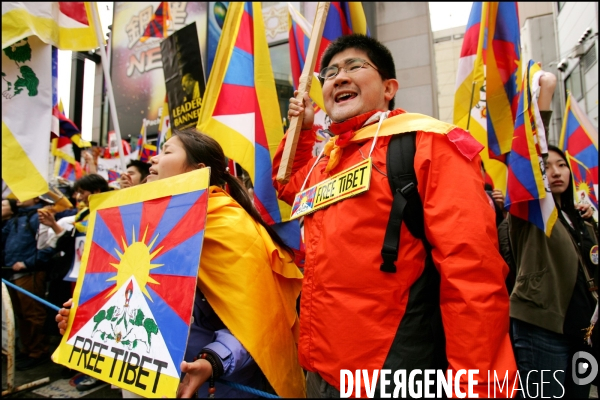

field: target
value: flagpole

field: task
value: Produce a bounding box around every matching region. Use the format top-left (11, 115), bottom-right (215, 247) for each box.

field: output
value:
top-left (90, 2), bottom-right (127, 172)
top-left (466, 81), bottom-right (477, 131)
top-left (276, 2), bottom-right (330, 183)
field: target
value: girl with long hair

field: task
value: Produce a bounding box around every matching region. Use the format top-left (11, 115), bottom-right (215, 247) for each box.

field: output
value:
top-left (57, 129), bottom-right (305, 398)
top-left (508, 145), bottom-right (598, 398)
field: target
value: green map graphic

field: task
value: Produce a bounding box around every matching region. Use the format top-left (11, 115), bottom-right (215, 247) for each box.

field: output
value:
top-left (2, 38), bottom-right (39, 97)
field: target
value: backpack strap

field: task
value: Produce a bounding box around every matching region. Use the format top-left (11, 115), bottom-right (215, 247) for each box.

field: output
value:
top-left (380, 132), bottom-right (431, 273)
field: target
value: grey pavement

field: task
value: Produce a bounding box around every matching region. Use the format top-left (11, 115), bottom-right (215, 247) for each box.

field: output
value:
top-left (2, 335), bottom-right (121, 398)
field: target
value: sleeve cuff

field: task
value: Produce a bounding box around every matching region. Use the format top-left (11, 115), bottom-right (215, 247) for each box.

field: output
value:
top-left (199, 347), bottom-right (225, 378)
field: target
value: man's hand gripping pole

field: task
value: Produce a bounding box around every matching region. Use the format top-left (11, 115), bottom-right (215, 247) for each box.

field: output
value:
top-left (276, 2), bottom-right (330, 183)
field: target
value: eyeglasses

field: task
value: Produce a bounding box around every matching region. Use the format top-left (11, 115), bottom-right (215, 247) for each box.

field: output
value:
top-left (318, 58), bottom-right (378, 81)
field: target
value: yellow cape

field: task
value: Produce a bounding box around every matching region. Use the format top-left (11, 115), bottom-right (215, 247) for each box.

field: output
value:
top-left (352, 112), bottom-right (458, 142)
top-left (323, 113), bottom-right (480, 172)
top-left (198, 187), bottom-right (306, 398)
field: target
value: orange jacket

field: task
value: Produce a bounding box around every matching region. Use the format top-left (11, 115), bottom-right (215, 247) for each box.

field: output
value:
top-left (273, 110), bottom-right (517, 396)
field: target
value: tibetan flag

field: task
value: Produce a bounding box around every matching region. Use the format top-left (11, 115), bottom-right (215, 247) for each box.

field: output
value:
top-left (139, 144), bottom-right (157, 164)
top-left (2, 2), bottom-right (101, 51)
top-left (453, 2), bottom-right (521, 194)
top-left (56, 158), bottom-right (83, 182)
top-left (566, 152), bottom-right (598, 222)
top-left (50, 48), bottom-right (90, 174)
top-left (454, 3), bottom-right (494, 186)
top-left (52, 109), bottom-right (91, 166)
top-left (107, 169), bottom-right (120, 184)
top-left (140, 2), bottom-right (171, 42)
top-left (559, 93), bottom-right (598, 187)
top-left (485, 2), bottom-right (521, 157)
top-left (453, 2), bottom-right (485, 126)
top-left (197, 2), bottom-right (295, 229)
top-left (320, 2), bottom-right (369, 56)
top-left (52, 168), bottom-right (210, 398)
top-left (2, 36), bottom-right (52, 201)
top-left (505, 60), bottom-right (557, 235)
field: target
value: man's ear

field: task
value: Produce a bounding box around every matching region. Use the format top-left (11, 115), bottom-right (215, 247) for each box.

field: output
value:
top-left (383, 79), bottom-right (399, 105)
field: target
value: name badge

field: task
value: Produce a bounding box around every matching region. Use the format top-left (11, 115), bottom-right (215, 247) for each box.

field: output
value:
top-left (290, 158), bottom-right (372, 220)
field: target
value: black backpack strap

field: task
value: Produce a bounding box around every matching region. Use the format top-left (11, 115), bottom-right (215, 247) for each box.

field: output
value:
top-left (381, 132), bottom-right (431, 273)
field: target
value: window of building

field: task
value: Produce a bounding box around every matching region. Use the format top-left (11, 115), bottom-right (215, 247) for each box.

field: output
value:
top-left (565, 64), bottom-right (583, 101)
top-left (434, 36), bottom-right (452, 44)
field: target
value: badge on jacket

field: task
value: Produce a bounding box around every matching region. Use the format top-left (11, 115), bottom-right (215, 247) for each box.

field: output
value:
top-left (591, 245), bottom-right (599, 265)
top-left (290, 158), bottom-right (372, 219)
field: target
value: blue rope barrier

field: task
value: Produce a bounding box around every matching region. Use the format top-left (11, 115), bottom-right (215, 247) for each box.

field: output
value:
top-left (216, 378), bottom-right (280, 398)
top-left (2, 278), bottom-right (60, 312)
top-left (1, 279), bottom-right (280, 398)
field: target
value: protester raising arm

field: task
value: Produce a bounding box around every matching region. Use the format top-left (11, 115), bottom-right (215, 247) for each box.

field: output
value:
top-left (272, 34), bottom-right (515, 397)
top-left (82, 151), bottom-right (97, 175)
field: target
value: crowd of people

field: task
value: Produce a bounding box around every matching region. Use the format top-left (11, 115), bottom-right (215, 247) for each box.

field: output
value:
top-left (3, 34), bottom-right (599, 398)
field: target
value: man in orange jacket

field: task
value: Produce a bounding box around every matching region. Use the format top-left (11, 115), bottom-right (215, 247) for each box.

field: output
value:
top-left (273, 34), bottom-right (517, 397)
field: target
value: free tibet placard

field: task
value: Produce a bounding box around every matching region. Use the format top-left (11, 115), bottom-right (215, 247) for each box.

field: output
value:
top-left (52, 168), bottom-right (210, 398)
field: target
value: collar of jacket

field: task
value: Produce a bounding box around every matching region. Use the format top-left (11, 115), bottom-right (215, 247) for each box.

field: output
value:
top-left (322, 109), bottom-right (406, 173)
top-left (16, 204), bottom-right (44, 215)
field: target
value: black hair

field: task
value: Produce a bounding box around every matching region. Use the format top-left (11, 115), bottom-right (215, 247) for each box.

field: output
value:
top-left (126, 160), bottom-right (151, 181)
top-left (7, 198), bottom-right (18, 215)
top-left (172, 129), bottom-right (294, 258)
top-left (73, 174), bottom-right (110, 194)
top-left (547, 145), bottom-right (576, 219)
top-left (319, 34), bottom-right (397, 110)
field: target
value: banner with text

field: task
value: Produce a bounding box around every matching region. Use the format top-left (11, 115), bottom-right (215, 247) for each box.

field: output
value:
top-left (160, 22), bottom-right (205, 131)
top-left (110, 2), bottom-right (207, 141)
top-left (51, 168), bottom-right (210, 398)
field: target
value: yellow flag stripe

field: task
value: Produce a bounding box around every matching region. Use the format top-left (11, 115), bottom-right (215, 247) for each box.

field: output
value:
top-left (197, 3), bottom-right (248, 173)
top-left (2, 4), bottom-right (99, 51)
top-left (309, 75), bottom-right (326, 111)
top-left (348, 2), bottom-right (369, 34)
top-left (2, 122), bottom-right (48, 201)
top-left (52, 138), bottom-right (78, 165)
top-left (198, 3), bottom-right (244, 126)
top-left (522, 66), bottom-right (546, 198)
top-left (253, 2), bottom-right (284, 159)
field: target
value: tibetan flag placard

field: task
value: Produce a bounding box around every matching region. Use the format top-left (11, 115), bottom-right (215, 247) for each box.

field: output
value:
top-left (52, 168), bottom-right (210, 398)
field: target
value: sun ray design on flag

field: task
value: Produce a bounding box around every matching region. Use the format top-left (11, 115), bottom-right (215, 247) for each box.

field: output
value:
top-left (106, 226), bottom-right (164, 300)
top-left (65, 190), bottom-right (209, 376)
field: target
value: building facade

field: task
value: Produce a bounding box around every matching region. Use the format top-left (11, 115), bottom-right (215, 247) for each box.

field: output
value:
top-left (555, 2), bottom-right (598, 132)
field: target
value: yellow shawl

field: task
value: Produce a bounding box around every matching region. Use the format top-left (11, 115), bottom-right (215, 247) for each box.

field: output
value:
top-left (198, 187), bottom-right (305, 398)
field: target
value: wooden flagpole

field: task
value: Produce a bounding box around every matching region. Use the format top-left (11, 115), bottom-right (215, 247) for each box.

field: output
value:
top-left (90, 2), bottom-right (127, 172)
top-left (276, 2), bottom-right (330, 184)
